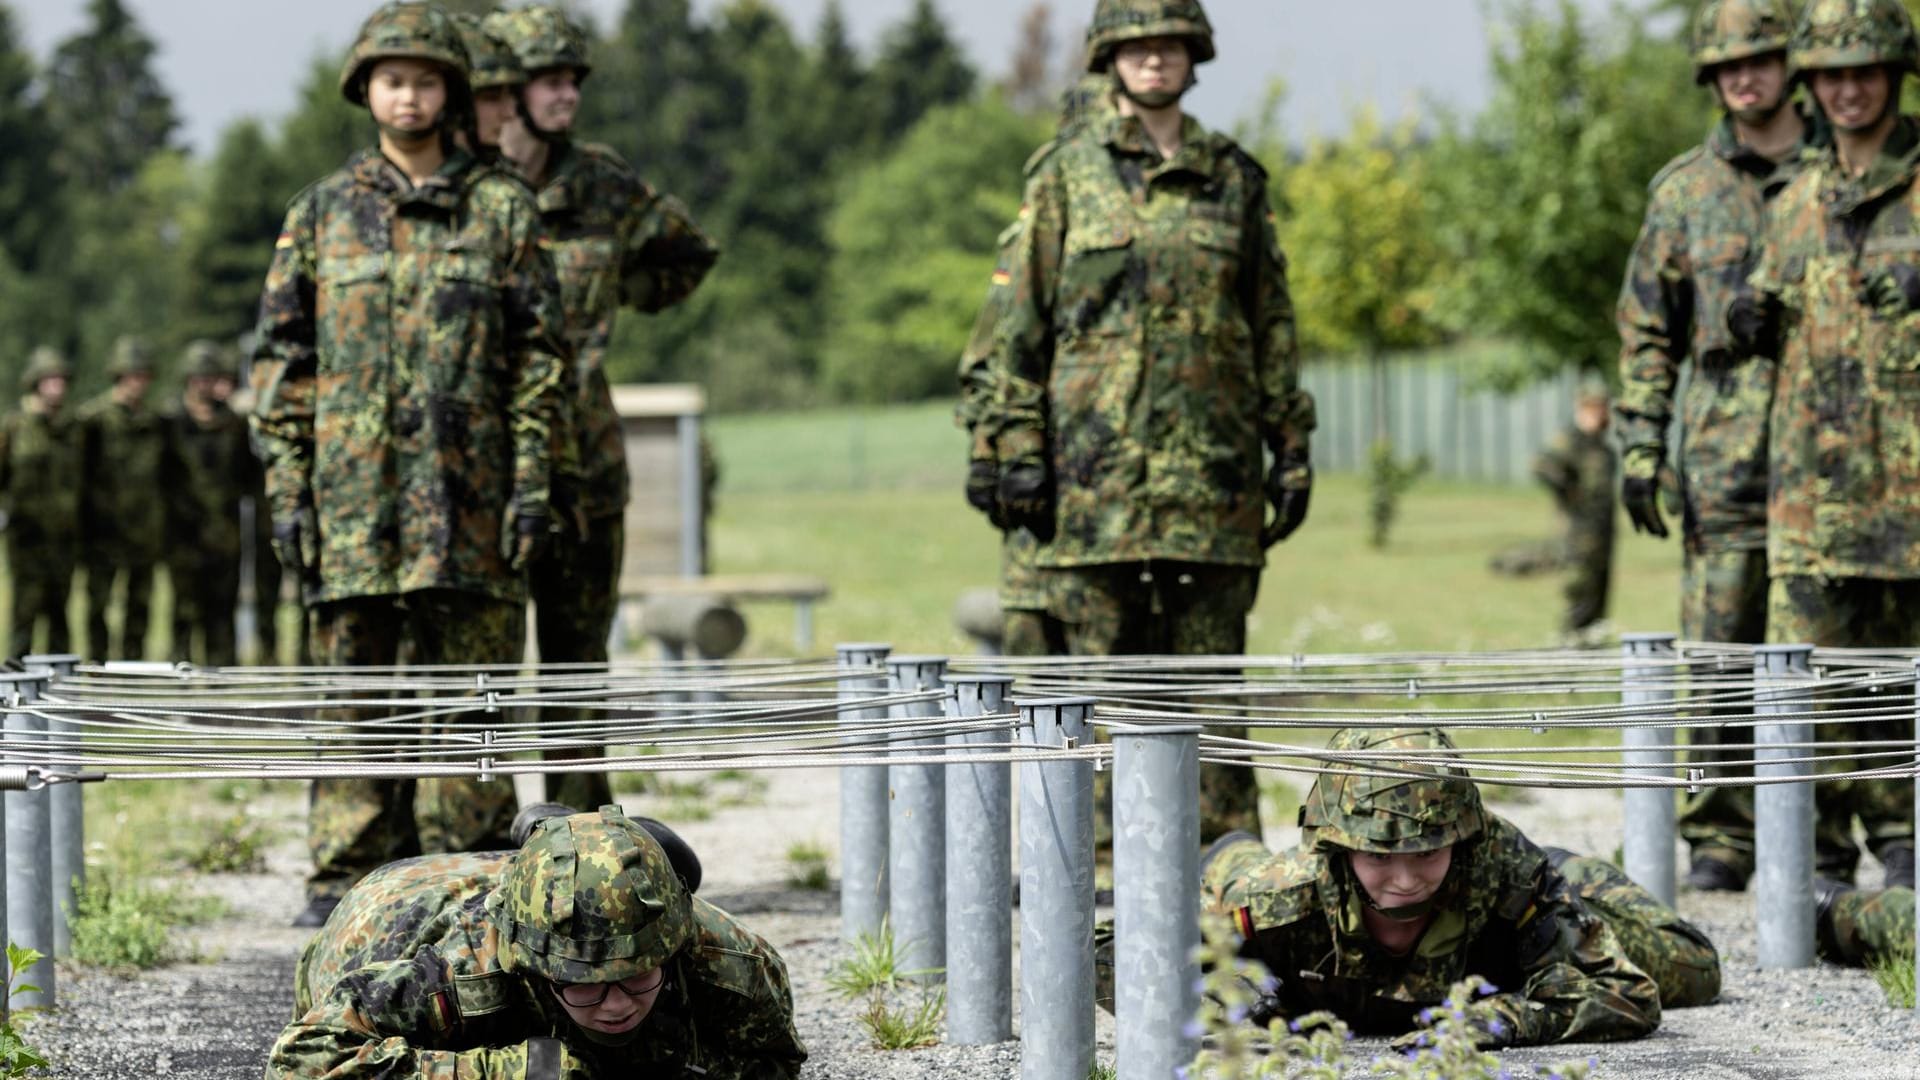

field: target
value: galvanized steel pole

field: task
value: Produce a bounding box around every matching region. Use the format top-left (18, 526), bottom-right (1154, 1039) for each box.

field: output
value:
top-left (1112, 724), bottom-right (1201, 1078)
top-left (22, 654), bottom-right (79, 959)
top-left (944, 674), bottom-right (1013, 1044)
top-left (887, 655), bottom-right (948, 980)
top-left (3, 672), bottom-right (53, 1007)
top-left (1620, 633), bottom-right (1678, 905)
top-left (1019, 697), bottom-right (1095, 1080)
top-left (837, 642), bottom-right (891, 942)
top-left (1754, 643), bottom-right (1815, 969)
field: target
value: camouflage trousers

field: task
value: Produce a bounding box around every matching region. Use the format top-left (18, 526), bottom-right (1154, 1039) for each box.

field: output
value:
top-left (1820, 886), bottom-right (1916, 967)
top-left (528, 515), bottom-right (623, 811)
top-left (1675, 547), bottom-right (1768, 877)
top-left (1003, 608), bottom-right (1067, 657)
top-left (170, 546), bottom-right (240, 667)
top-left (1561, 528), bottom-right (1613, 633)
top-left (1769, 575), bottom-right (1920, 880)
top-left (1545, 847), bottom-right (1721, 1008)
top-left (84, 553), bottom-right (155, 660)
top-left (1047, 561), bottom-right (1262, 847)
top-left (7, 534), bottom-right (73, 658)
top-left (305, 590), bottom-right (525, 903)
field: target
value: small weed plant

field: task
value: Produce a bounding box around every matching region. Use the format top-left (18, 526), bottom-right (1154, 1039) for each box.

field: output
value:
top-left (785, 841), bottom-right (831, 890)
top-left (831, 921), bottom-right (947, 1051)
top-left (1087, 1064), bottom-right (1118, 1080)
top-left (182, 813), bottom-right (269, 874)
top-left (857, 989), bottom-right (944, 1050)
top-left (1870, 941), bottom-right (1916, 1008)
top-left (0, 943), bottom-right (49, 1075)
top-left (70, 872), bottom-right (220, 970)
top-left (827, 920), bottom-right (941, 997)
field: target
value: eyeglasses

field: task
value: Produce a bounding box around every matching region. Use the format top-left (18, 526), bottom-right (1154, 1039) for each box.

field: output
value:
top-left (551, 970), bottom-right (666, 1008)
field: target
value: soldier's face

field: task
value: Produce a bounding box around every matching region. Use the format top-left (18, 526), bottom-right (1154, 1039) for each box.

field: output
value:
top-left (550, 966), bottom-right (664, 1035)
top-left (473, 87), bottom-right (518, 147)
top-left (1347, 846), bottom-right (1452, 910)
top-left (1713, 53), bottom-right (1789, 124)
top-left (1811, 64), bottom-right (1894, 133)
top-left (366, 58), bottom-right (449, 138)
top-left (524, 68), bottom-right (581, 133)
top-left (1113, 36), bottom-right (1192, 105)
top-left (210, 375), bottom-right (235, 402)
top-left (34, 376), bottom-right (66, 410)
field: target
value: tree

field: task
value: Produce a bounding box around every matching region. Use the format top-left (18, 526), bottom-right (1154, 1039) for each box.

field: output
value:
top-left (0, 3), bottom-right (60, 273)
top-left (867, 0), bottom-right (977, 141)
top-left (41, 0), bottom-right (178, 192)
top-left (578, 0), bottom-right (729, 199)
top-left (1003, 3), bottom-right (1058, 116)
top-left (1431, 0), bottom-right (1708, 385)
top-left (180, 119), bottom-right (287, 346)
top-left (274, 52), bottom-right (365, 193)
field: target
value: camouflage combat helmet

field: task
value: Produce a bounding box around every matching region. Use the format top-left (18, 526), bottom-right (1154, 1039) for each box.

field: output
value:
top-left (485, 5), bottom-right (592, 80)
top-left (19, 346), bottom-right (70, 392)
top-left (1691, 0), bottom-right (1795, 84)
top-left (493, 807), bottom-right (693, 985)
top-left (106, 335), bottom-right (154, 380)
top-left (338, 2), bottom-right (473, 107)
top-left (1084, 0), bottom-right (1216, 73)
top-left (1301, 727), bottom-right (1485, 856)
top-left (1792, 0), bottom-right (1919, 73)
top-left (455, 12), bottom-right (526, 92)
top-left (181, 340), bottom-right (233, 381)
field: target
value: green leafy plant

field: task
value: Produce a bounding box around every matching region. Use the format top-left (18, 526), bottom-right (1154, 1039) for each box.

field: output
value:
top-left (0, 943), bottom-right (48, 1074)
top-left (1087, 1063), bottom-right (1118, 1080)
top-left (857, 990), bottom-right (944, 1050)
top-left (181, 812), bottom-right (269, 874)
top-left (1871, 941), bottom-right (1917, 1008)
top-left (70, 872), bottom-right (220, 970)
top-left (785, 841), bottom-right (831, 890)
top-left (827, 920), bottom-right (940, 998)
top-left (1368, 439), bottom-right (1432, 549)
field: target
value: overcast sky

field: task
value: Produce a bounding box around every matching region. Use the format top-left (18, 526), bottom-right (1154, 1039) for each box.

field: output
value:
top-left (12, 0), bottom-right (1638, 157)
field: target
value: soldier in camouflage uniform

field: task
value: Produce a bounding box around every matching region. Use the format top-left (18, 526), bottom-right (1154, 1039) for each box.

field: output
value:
top-left (78, 335), bottom-right (171, 660)
top-left (455, 13), bottom-right (524, 164)
top-left (1136, 728), bottom-right (1718, 1047)
top-left (1734, 0), bottom-right (1920, 887)
top-left (488, 6), bottom-right (719, 812)
top-left (1814, 879), bottom-right (1916, 967)
top-left (251, 2), bottom-right (568, 926)
top-left (988, 0), bottom-right (1315, 844)
top-left (0, 348), bottom-right (80, 658)
top-left (1531, 386), bottom-right (1616, 636)
top-left (166, 341), bottom-right (256, 667)
top-left (1616, 0), bottom-right (1819, 893)
top-left (959, 77), bottom-right (1113, 657)
top-left (270, 808), bottom-right (805, 1079)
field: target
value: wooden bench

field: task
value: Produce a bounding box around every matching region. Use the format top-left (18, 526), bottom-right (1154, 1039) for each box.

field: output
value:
top-left (619, 574), bottom-right (831, 656)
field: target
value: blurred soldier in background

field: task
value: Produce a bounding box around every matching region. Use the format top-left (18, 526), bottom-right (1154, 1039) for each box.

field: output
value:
top-left (1531, 384), bottom-right (1616, 637)
top-left (79, 335), bottom-right (171, 660)
top-left (489, 5), bottom-right (719, 811)
top-left (0, 348), bottom-right (80, 658)
top-left (251, 2), bottom-right (566, 926)
top-left (1734, 0), bottom-right (1920, 888)
top-left (168, 340), bottom-right (255, 667)
top-left (1615, 0), bottom-right (1815, 893)
top-left (1814, 878), bottom-right (1916, 969)
top-left (454, 12), bottom-right (524, 164)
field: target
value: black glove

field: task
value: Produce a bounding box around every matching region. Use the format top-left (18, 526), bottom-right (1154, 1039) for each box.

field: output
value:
top-left (270, 506), bottom-right (320, 586)
top-left (965, 460), bottom-right (1006, 529)
top-left (997, 461), bottom-right (1055, 542)
top-left (521, 1037), bottom-right (589, 1080)
top-left (1862, 264), bottom-right (1920, 315)
top-left (1620, 446), bottom-right (1668, 539)
top-left (1725, 289), bottom-right (1782, 359)
top-left (503, 511), bottom-right (551, 573)
top-left (1261, 455), bottom-right (1312, 547)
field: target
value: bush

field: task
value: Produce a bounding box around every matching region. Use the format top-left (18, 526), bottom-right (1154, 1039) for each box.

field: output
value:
top-left (69, 873), bottom-right (219, 970)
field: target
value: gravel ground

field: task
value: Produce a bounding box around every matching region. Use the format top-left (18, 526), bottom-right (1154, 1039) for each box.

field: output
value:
top-left (23, 768), bottom-right (1918, 1079)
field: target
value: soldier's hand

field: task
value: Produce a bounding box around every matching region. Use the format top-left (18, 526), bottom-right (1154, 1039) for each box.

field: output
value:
top-left (997, 461), bottom-right (1055, 542)
top-left (505, 512), bottom-right (551, 573)
top-left (1861, 264), bottom-right (1920, 315)
top-left (1261, 455), bottom-right (1312, 547)
top-left (1620, 446), bottom-right (1669, 539)
top-left (1725, 289), bottom-right (1782, 358)
top-left (965, 459), bottom-right (1007, 529)
top-left (270, 506), bottom-right (321, 586)
top-left (517, 1037), bottom-right (593, 1080)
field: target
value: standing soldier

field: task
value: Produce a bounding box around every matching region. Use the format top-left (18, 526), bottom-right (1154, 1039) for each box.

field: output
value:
top-left (168, 340), bottom-right (255, 667)
top-left (78, 335), bottom-right (170, 660)
top-left (1616, 0), bottom-right (1816, 893)
top-left (488, 5), bottom-right (719, 811)
top-left (0, 348), bottom-right (80, 658)
top-left (1531, 384), bottom-right (1617, 637)
top-left (989, 0), bottom-right (1314, 845)
top-left (251, 1), bottom-right (567, 927)
top-left (1734, 0), bottom-right (1920, 888)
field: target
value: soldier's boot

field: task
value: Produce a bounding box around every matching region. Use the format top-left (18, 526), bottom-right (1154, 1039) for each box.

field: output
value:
top-left (1685, 853), bottom-right (1748, 893)
top-left (1879, 844), bottom-right (1915, 890)
top-left (292, 895), bottom-right (340, 930)
top-left (511, 802), bottom-right (703, 893)
top-left (1813, 876), bottom-right (1854, 961)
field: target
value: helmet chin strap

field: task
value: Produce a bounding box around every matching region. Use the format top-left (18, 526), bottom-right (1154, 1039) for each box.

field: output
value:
top-left (1361, 891), bottom-right (1436, 922)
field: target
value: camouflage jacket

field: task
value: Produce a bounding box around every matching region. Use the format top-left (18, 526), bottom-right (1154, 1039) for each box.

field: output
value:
top-left (274, 852), bottom-right (807, 1080)
top-left (1533, 426), bottom-right (1617, 544)
top-left (166, 398), bottom-right (256, 559)
top-left (532, 141), bottom-right (718, 521)
top-left (1205, 815), bottom-right (1661, 1046)
top-left (1616, 110), bottom-right (1820, 554)
top-left (251, 147), bottom-right (567, 605)
top-left (1749, 117), bottom-right (1920, 579)
top-left (0, 397), bottom-right (80, 544)
top-left (992, 111), bottom-right (1315, 568)
top-left (78, 392), bottom-right (174, 562)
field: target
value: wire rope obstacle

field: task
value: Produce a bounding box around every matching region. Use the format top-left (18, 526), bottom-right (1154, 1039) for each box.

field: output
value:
top-left (835, 643), bottom-right (891, 942)
top-left (1620, 633), bottom-right (1679, 906)
top-left (1754, 643), bottom-right (1816, 970)
top-left (2, 671), bottom-right (53, 1008)
top-left (944, 673), bottom-right (1014, 1045)
top-left (24, 654), bottom-right (82, 960)
top-left (886, 655), bottom-right (949, 981)
top-left (1018, 696), bottom-right (1096, 1080)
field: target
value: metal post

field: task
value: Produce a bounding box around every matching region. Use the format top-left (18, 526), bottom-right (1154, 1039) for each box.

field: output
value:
top-left (837, 643), bottom-right (891, 942)
top-left (20, 655), bottom-right (79, 959)
top-left (1912, 658), bottom-right (1919, 969)
top-left (887, 655), bottom-right (948, 980)
top-left (1019, 697), bottom-right (1095, 1080)
top-left (2, 672), bottom-right (53, 1007)
top-left (676, 412), bottom-right (704, 578)
top-left (945, 674), bottom-right (1013, 1045)
top-left (1620, 633), bottom-right (1678, 906)
top-left (1755, 643), bottom-right (1815, 969)
top-left (1113, 724), bottom-right (1202, 1079)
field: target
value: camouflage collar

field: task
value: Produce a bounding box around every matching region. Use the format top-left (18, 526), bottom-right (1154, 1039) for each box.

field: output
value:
top-left (1709, 101), bottom-right (1826, 173)
top-left (348, 146), bottom-right (480, 210)
top-left (1828, 115), bottom-right (1920, 213)
top-left (1103, 112), bottom-right (1216, 176)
